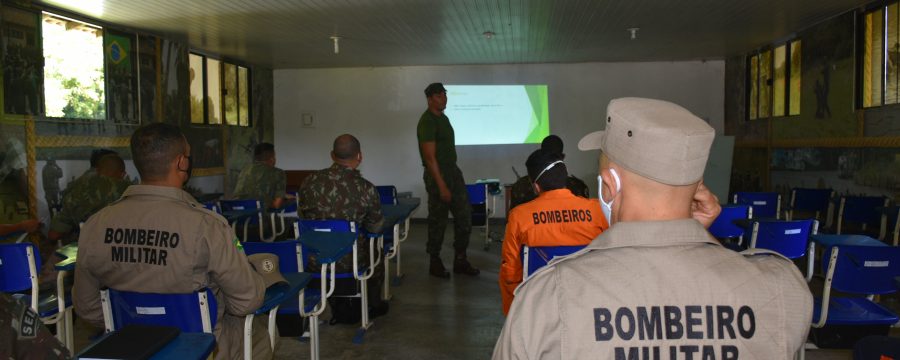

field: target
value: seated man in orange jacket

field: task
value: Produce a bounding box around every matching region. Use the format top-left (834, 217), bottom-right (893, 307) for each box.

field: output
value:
top-left (499, 148), bottom-right (609, 315)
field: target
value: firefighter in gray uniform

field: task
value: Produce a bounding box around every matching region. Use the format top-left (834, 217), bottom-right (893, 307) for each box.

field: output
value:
top-left (73, 123), bottom-right (270, 360)
top-left (493, 98), bottom-right (812, 359)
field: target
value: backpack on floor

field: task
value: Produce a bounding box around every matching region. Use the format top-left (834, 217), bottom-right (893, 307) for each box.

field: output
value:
top-left (328, 297), bottom-right (361, 325)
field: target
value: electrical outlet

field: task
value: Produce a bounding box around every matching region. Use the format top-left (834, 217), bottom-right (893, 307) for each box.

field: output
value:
top-left (301, 113), bottom-right (314, 128)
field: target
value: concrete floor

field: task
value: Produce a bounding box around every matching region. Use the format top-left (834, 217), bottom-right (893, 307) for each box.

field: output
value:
top-left (67, 222), bottom-right (868, 359)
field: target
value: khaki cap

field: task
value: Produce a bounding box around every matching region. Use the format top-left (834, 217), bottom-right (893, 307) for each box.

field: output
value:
top-left (247, 253), bottom-right (288, 289)
top-left (578, 97), bottom-right (715, 186)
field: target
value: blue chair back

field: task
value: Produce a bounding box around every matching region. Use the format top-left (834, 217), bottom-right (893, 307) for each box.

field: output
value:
top-left (708, 205), bottom-right (751, 239)
top-left (104, 289), bottom-right (218, 333)
top-left (218, 199), bottom-right (263, 225)
top-left (840, 196), bottom-right (888, 225)
top-left (823, 245), bottom-right (900, 295)
top-left (791, 188), bottom-right (833, 214)
top-left (202, 202), bottom-right (220, 214)
top-left (522, 245), bottom-right (585, 279)
top-left (0, 243), bottom-right (41, 293)
top-left (750, 219), bottom-right (816, 259)
top-left (733, 192), bottom-right (779, 219)
top-left (376, 186), bottom-right (398, 205)
top-left (298, 219), bottom-right (357, 234)
top-left (466, 183), bottom-right (487, 205)
top-left (282, 191), bottom-right (299, 213)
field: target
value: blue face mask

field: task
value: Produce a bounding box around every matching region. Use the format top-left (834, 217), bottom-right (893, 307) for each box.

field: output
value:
top-left (597, 168), bottom-right (620, 223)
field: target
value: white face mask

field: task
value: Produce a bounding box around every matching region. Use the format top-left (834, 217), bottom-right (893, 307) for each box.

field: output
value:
top-left (598, 168), bottom-right (620, 223)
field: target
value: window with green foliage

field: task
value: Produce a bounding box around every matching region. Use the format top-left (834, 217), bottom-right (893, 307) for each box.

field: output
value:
top-left (747, 40), bottom-right (801, 119)
top-left (861, 3), bottom-right (900, 107)
top-left (42, 12), bottom-right (105, 120)
top-left (190, 53), bottom-right (250, 126)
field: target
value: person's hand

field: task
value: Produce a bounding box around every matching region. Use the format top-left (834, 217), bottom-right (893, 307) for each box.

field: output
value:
top-left (439, 184), bottom-right (452, 203)
top-left (20, 219), bottom-right (41, 233)
top-left (691, 181), bottom-right (721, 228)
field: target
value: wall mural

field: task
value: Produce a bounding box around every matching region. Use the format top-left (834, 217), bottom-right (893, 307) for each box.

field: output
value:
top-left (0, 123), bottom-right (29, 223)
top-left (770, 147), bottom-right (899, 201)
top-left (2, 6), bottom-right (41, 116)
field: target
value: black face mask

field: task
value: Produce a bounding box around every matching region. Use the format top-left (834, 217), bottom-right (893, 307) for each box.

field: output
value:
top-left (178, 155), bottom-right (193, 183)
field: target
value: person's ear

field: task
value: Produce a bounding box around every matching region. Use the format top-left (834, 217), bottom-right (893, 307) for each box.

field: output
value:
top-left (532, 182), bottom-right (541, 195)
top-left (599, 167), bottom-right (620, 202)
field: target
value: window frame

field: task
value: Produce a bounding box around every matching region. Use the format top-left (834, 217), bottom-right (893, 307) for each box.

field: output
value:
top-left (189, 51), bottom-right (252, 127)
top-left (746, 39), bottom-right (801, 120)
top-left (858, 1), bottom-right (900, 109)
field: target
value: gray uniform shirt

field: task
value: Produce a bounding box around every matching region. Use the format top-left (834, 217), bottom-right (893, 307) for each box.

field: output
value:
top-left (73, 185), bottom-right (266, 360)
top-left (493, 219), bottom-right (812, 360)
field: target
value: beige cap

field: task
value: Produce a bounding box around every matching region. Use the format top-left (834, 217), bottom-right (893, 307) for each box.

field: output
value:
top-left (578, 97), bottom-right (715, 186)
top-left (247, 253), bottom-right (288, 289)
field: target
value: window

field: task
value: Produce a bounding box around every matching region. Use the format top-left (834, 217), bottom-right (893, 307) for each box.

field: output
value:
top-left (42, 12), bottom-right (105, 120)
top-left (189, 53), bottom-right (251, 126)
top-left (861, 3), bottom-right (900, 107)
top-left (747, 40), bottom-right (801, 119)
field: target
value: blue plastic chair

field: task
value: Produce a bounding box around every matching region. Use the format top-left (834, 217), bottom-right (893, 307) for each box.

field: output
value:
top-left (835, 196), bottom-right (889, 235)
top-left (0, 242), bottom-right (73, 350)
top-left (812, 245), bottom-right (900, 336)
top-left (219, 199), bottom-right (276, 242)
top-left (375, 186), bottom-right (398, 205)
top-left (101, 289), bottom-right (218, 333)
top-left (296, 219), bottom-right (381, 344)
top-left (748, 219), bottom-right (818, 281)
top-left (467, 183), bottom-right (495, 250)
top-left (243, 241), bottom-right (324, 360)
top-left (202, 202), bottom-right (220, 214)
top-left (709, 204), bottom-right (752, 242)
top-left (733, 192), bottom-right (780, 219)
top-left (272, 191), bottom-right (299, 239)
top-left (786, 188), bottom-right (834, 222)
top-left (522, 245), bottom-right (586, 280)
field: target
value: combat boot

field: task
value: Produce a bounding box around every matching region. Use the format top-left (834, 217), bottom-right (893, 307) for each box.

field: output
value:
top-left (453, 251), bottom-right (480, 276)
top-left (430, 255), bottom-right (450, 278)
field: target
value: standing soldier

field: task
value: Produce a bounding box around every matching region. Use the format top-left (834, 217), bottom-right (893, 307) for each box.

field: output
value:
top-left (417, 82), bottom-right (480, 278)
top-left (42, 159), bottom-right (63, 215)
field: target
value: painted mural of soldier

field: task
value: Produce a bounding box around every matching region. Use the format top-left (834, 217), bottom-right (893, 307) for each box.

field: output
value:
top-left (42, 159), bottom-right (63, 214)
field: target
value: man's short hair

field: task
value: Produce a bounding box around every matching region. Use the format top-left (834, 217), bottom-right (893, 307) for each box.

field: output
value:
top-left (424, 82), bottom-right (447, 97)
top-left (526, 149), bottom-right (567, 191)
top-left (254, 143), bottom-right (275, 162)
top-left (540, 135), bottom-right (564, 156)
top-left (130, 123), bottom-right (186, 181)
top-left (332, 134), bottom-right (361, 160)
top-left (96, 154), bottom-right (125, 177)
top-left (89, 149), bottom-right (117, 168)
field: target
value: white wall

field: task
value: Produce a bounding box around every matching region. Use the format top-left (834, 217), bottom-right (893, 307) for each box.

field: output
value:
top-left (274, 61), bottom-right (725, 217)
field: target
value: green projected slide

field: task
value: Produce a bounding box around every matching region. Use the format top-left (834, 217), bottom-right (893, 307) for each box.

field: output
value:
top-left (444, 85), bottom-right (549, 145)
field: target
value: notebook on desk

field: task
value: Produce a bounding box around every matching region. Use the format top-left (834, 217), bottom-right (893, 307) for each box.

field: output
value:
top-left (78, 324), bottom-right (180, 360)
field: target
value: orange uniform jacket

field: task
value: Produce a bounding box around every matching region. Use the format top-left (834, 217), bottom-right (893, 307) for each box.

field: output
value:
top-left (499, 188), bottom-right (608, 315)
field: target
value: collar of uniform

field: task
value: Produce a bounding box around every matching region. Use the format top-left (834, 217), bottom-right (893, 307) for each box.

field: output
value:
top-left (537, 188), bottom-right (573, 199)
top-left (329, 162), bottom-right (359, 174)
top-left (587, 218), bottom-right (717, 250)
top-left (122, 184), bottom-right (199, 204)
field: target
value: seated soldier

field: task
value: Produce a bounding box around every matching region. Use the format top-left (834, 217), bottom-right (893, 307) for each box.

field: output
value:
top-left (62, 148), bottom-right (117, 198)
top-left (233, 142), bottom-right (286, 210)
top-left (499, 148), bottom-right (608, 315)
top-left (493, 98), bottom-right (809, 359)
top-left (508, 135), bottom-right (589, 210)
top-left (48, 153), bottom-right (131, 244)
top-left (298, 134), bottom-right (389, 319)
top-left (73, 123), bottom-right (269, 359)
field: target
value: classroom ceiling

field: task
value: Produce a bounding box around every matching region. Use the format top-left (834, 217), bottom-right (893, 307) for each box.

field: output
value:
top-left (39, 0), bottom-right (870, 69)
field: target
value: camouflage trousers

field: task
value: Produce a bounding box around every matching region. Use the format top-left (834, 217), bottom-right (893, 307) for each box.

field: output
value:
top-left (423, 166), bottom-right (471, 256)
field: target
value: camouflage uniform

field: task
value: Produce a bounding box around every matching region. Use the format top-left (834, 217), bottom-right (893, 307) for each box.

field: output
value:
top-left (508, 175), bottom-right (590, 211)
top-left (50, 174), bottom-right (131, 238)
top-left (298, 163), bottom-right (384, 273)
top-left (417, 110), bottom-right (472, 256)
top-left (0, 293), bottom-right (69, 360)
top-left (233, 161), bottom-right (286, 210)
